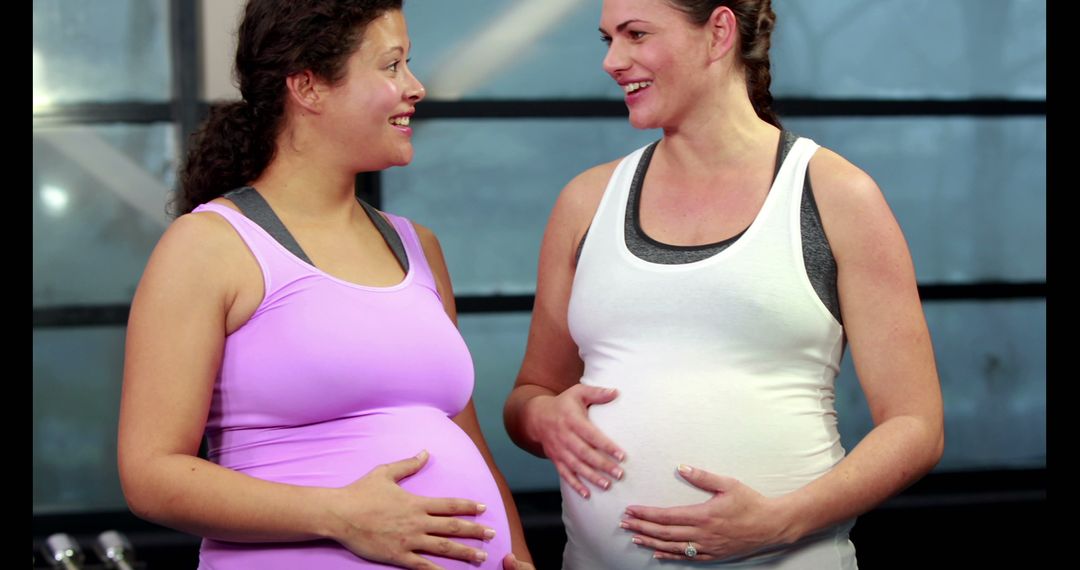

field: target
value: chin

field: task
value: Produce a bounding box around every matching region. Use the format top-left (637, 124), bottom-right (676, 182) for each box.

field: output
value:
top-left (390, 149), bottom-right (414, 167)
top-left (628, 114), bottom-right (659, 130)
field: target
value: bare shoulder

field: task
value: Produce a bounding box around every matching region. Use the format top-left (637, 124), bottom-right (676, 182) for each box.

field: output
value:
top-left (157, 204), bottom-right (249, 270)
top-left (139, 203), bottom-right (260, 313)
top-left (807, 146), bottom-right (883, 211)
top-left (409, 221), bottom-right (450, 279)
top-left (808, 145), bottom-right (910, 266)
top-left (411, 220), bottom-right (447, 273)
top-left (552, 158), bottom-right (621, 231)
top-left (809, 147), bottom-right (899, 231)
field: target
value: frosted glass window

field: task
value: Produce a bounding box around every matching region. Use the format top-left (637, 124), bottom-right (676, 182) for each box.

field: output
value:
top-left (836, 299), bottom-right (1045, 472)
top-left (384, 117), bottom-right (1043, 294)
top-left (34, 328), bottom-right (128, 514)
top-left (402, 0), bottom-right (1045, 100)
top-left (383, 119), bottom-right (660, 295)
top-left (34, 123), bottom-right (177, 308)
top-left (33, 0), bottom-right (172, 107)
top-left (786, 117), bottom-right (1045, 284)
top-left (459, 314), bottom-right (560, 491)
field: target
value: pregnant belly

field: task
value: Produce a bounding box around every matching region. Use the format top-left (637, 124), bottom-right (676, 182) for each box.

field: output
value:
top-left (562, 370), bottom-right (846, 567)
top-left (201, 406), bottom-right (511, 569)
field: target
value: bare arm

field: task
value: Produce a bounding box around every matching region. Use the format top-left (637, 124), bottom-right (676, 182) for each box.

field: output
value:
top-left (501, 162), bottom-right (630, 498)
top-left (118, 212), bottom-right (493, 568)
top-left (416, 224), bottom-right (534, 566)
top-left (118, 212), bottom-right (335, 542)
top-left (771, 147), bottom-right (945, 539)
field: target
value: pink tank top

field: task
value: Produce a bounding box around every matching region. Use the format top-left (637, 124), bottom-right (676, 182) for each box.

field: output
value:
top-left (191, 203), bottom-right (511, 569)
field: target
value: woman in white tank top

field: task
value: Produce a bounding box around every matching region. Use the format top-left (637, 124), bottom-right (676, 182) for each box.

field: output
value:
top-left (504, 1), bottom-right (944, 568)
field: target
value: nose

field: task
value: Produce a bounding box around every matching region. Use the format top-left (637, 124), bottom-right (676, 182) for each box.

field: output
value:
top-left (406, 69), bottom-right (426, 103)
top-left (602, 39), bottom-right (629, 78)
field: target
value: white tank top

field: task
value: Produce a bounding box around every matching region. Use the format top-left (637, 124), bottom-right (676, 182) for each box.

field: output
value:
top-left (562, 137), bottom-right (857, 569)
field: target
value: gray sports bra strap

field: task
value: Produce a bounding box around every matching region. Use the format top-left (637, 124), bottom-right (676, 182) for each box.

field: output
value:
top-left (223, 186), bottom-right (314, 265)
top-left (221, 187), bottom-right (409, 272)
top-left (358, 200), bottom-right (409, 272)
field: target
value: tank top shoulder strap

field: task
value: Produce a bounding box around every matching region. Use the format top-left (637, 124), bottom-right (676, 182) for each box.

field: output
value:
top-left (381, 213), bottom-right (440, 296)
top-left (191, 202), bottom-right (313, 294)
top-left (578, 143), bottom-right (655, 262)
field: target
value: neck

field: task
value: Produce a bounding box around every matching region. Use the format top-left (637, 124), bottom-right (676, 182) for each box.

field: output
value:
top-left (248, 148), bottom-right (362, 224)
top-left (658, 74), bottom-right (778, 175)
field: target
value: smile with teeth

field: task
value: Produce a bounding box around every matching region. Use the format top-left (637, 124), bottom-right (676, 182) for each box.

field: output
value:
top-left (624, 81), bottom-right (652, 94)
top-left (389, 115), bottom-right (411, 126)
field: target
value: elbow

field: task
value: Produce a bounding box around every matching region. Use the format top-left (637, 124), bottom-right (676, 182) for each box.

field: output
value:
top-left (502, 392), bottom-right (526, 450)
top-left (930, 427), bottom-right (945, 469)
top-left (118, 454), bottom-right (163, 524)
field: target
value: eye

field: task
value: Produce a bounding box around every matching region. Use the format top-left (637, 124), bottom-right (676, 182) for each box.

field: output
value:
top-left (600, 34), bottom-right (612, 46)
top-left (387, 60), bottom-right (400, 72)
top-left (629, 30), bottom-right (647, 40)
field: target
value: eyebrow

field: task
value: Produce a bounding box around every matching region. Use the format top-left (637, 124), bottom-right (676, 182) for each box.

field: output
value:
top-left (598, 19), bottom-right (647, 35)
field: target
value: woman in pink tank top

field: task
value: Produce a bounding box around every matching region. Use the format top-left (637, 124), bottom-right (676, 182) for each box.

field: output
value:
top-left (117, 2), bottom-right (534, 569)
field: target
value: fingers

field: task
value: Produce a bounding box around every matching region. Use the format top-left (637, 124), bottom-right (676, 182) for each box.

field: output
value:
top-left (413, 535), bottom-right (489, 565)
top-left (502, 553), bottom-right (536, 570)
top-left (577, 385), bottom-right (619, 406)
top-left (422, 497), bottom-right (487, 516)
top-left (629, 534), bottom-right (717, 562)
top-left (555, 461), bottom-right (593, 499)
top-left (677, 464), bottom-right (733, 493)
top-left (559, 450), bottom-right (614, 491)
top-left (570, 421), bottom-right (626, 473)
top-left (625, 504), bottom-right (705, 526)
top-left (381, 450), bottom-right (430, 482)
top-left (426, 515), bottom-right (497, 541)
top-left (620, 516), bottom-right (696, 542)
top-left (395, 552), bottom-right (446, 570)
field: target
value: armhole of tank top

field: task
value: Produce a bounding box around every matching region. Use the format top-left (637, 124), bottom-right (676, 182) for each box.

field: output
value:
top-left (396, 218), bottom-right (442, 299)
top-left (795, 148), bottom-right (844, 331)
top-left (193, 204), bottom-right (273, 308)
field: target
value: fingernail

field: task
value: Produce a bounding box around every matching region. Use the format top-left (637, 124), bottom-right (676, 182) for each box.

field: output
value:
top-left (619, 521), bottom-right (629, 529)
top-left (615, 451), bottom-right (626, 462)
top-left (678, 464), bottom-right (692, 475)
top-left (579, 489), bottom-right (589, 499)
top-left (416, 450), bottom-right (428, 459)
top-left (483, 528), bottom-right (496, 540)
top-left (632, 537), bottom-right (642, 544)
top-left (475, 551), bottom-right (488, 562)
top-left (612, 467), bottom-right (624, 479)
top-left (600, 479), bottom-right (610, 489)
top-left (476, 503), bottom-right (487, 513)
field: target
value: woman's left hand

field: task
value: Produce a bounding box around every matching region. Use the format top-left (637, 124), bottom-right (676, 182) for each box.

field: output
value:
top-left (621, 465), bottom-right (793, 562)
top-left (501, 553), bottom-right (536, 570)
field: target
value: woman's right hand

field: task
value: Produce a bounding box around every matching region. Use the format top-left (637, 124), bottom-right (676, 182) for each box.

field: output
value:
top-left (328, 450), bottom-right (496, 569)
top-left (528, 385), bottom-right (626, 498)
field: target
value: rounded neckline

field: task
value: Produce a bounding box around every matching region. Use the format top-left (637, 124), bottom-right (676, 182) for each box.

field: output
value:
top-left (204, 200), bottom-right (416, 293)
top-left (618, 134), bottom-right (792, 271)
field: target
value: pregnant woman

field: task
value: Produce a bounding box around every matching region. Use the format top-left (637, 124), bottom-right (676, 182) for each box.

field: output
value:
top-left (504, 0), bottom-right (944, 567)
top-left (118, 1), bottom-right (533, 568)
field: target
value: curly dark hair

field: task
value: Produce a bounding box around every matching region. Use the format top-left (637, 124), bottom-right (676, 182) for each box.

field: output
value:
top-left (665, 0), bottom-right (780, 128)
top-left (173, 0), bottom-right (404, 216)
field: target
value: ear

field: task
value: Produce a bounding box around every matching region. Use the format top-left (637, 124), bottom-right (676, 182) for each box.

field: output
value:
top-left (707, 6), bottom-right (738, 63)
top-left (284, 69), bottom-right (327, 114)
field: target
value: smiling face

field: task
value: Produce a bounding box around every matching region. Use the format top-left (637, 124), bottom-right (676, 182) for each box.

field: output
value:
top-left (599, 0), bottom-right (715, 130)
top-left (321, 9), bottom-right (425, 171)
